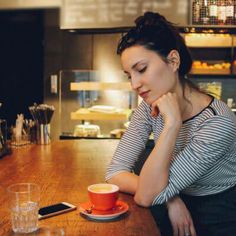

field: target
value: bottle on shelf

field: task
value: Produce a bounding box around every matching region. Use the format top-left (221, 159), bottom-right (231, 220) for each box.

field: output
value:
top-left (200, 0), bottom-right (210, 24)
top-left (192, 0), bottom-right (201, 24)
top-left (234, 0), bottom-right (236, 24)
top-left (209, 0), bottom-right (218, 24)
top-left (217, 0), bottom-right (226, 25)
top-left (227, 98), bottom-right (234, 108)
top-left (225, 0), bottom-right (234, 25)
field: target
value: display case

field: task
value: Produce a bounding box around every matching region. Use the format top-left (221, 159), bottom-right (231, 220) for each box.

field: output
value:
top-left (183, 33), bottom-right (236, 76)
top-left (183, 32), bottom-right (236, 110)
top-left (59, 70), bottom-right (138, 139)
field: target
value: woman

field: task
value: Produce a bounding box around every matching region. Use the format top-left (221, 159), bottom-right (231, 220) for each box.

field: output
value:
top-left (105, 12), bottom-right (236, 236)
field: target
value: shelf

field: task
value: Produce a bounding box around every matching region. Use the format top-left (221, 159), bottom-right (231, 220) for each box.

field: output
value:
top-left (66, 26), bottom-right (236, 35)
top-left (71, 108), bottom-right (132, 121)
top-left (188, 74), bottom-right (236, 79)
top-left (190, 68), bottom-right (230, 75)
top-left (70, 82), bottom-right (132, 91)
top-left (179, 26), bottom-right (236, 34)
top-left (185, 34), bottom-right (234, 48)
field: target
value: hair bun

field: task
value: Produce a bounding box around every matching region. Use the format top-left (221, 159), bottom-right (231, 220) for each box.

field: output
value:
top-left (135, 12), bottom-right (167, 28)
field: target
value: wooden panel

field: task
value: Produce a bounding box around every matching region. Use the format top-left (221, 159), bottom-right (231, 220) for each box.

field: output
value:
top-left (0, 0), bottom-right (61, 9)
top-left (70, 82), bottom-right (132, 91)
top-left (71, 108), bottom-right (132, 121)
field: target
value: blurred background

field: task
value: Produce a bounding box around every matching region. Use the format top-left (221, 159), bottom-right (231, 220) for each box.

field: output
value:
top-left (0, 0), bottom-right (235, 141)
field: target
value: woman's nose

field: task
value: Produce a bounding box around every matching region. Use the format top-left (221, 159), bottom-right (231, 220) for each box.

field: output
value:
top-left (131, 78), bottom-right (142, 90)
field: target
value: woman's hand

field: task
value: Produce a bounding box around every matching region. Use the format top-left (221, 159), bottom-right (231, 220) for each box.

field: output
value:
top-left (151, 92), bottom-right (182, 128)
top-left (167, 196), bottom-right (196, 236)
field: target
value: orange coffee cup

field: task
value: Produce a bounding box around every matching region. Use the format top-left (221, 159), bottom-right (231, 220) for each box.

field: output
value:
top-left (88, 183), bottom-right (119, 211)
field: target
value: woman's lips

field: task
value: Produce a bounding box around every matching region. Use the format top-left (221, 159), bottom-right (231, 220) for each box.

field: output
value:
top-left (139, 91), bottom-right (150, 99)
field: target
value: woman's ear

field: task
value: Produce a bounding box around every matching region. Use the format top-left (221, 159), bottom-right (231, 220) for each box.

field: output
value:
top-left (167, 50), bottom-right (180, 72)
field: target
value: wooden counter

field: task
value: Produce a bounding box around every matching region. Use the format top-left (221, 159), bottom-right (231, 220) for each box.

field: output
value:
top-left (0, 140), bottom-right (160, 236)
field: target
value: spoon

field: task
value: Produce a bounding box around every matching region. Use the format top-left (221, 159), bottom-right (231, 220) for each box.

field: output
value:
top-left (85, 205), bottom-right (94, 214)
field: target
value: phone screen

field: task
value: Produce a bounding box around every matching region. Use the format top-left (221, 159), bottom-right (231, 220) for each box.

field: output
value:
top-left (39, 203), bottom-right (71, 216)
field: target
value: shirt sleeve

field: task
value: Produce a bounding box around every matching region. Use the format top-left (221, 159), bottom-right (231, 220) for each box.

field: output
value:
top-left (105, 101), bottom-right (153, 181)
top-left (152, 115), bottom-right (236, 205)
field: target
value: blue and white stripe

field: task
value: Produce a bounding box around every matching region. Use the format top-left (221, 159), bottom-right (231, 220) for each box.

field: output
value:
top-left (106, 98), bottom-right (236, 205)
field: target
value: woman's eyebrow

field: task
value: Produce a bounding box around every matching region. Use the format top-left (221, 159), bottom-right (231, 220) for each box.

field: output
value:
top-left (123, 60), bottom-right (147, 74)
top-left (132, 60), bottom-right (146, 69)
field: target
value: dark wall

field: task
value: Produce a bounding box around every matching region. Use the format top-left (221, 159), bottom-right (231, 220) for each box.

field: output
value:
top-left (43, 9), bottom-right (95, 140)
top-left (0, 10), bottom-right (44, 126)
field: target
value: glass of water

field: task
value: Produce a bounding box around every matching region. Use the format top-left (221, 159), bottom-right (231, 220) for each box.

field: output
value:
top-left (7, 183), bottom-right (40, 234)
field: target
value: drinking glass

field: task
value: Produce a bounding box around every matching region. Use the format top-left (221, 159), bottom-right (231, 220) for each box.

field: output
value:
top-left (7, 183), bottom-right (40, 234)
top-left (0, 119), bottom-right (7, 146)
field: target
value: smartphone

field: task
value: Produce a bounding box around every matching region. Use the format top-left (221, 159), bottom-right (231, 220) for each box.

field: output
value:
top-left (38, 202), bottom-right (77, 220)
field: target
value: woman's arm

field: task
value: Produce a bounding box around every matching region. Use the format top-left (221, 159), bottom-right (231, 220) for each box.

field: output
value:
top-left (152, 114), bottom-right (236, 205)
top-left (134, 93), bottom-right (182, 206)
top-left (105, 101), bottom-right (152, 191)
top-left (107, 172), bottom-right (138, 195)
top-left (108, 171), bottom-right (197, 236)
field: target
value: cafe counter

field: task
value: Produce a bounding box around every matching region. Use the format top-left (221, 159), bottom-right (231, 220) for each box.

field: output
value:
top-left (0, 140), bottom-right (160, 236)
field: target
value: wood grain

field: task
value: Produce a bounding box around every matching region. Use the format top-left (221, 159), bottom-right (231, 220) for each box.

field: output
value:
top-left (0, 140), bottom-right (160, 236)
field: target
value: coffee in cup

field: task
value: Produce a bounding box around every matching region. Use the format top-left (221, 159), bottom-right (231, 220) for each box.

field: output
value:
top-left (88, 183), bottom-right (119, 211)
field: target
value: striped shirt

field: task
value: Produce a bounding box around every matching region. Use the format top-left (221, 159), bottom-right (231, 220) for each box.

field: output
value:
top-left (105, 97), bottom-right (236, 205)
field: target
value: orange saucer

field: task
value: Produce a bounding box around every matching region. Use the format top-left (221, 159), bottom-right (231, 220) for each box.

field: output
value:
top-left (79, 200), bottom-right (129, 220)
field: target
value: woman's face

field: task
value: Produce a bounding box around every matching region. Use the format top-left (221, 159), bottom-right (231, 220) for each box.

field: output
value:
top-left (121, 45), bottom-right (179, 105)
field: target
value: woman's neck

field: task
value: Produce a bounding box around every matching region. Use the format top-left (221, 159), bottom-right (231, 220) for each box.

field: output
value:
top-left (179, 86), bottom-right (193, 121)
top-left (180, 86), bottom-right (212, 121)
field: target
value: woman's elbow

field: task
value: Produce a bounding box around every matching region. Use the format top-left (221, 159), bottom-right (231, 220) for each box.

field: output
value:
top-left (106, 178), bottom-right (113, 184)
top-left (134, 193), bottom-right (153, 207)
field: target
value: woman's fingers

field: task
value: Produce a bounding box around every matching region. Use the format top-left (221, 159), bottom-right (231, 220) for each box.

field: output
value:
top-left (173, 221), bottom-right (193, 236)
top-left (151, 103), bottom-right (159, 117)
top-left (150, 93), bottom-right (182, 130)
top-left (178, 225), bottom-right (185, 236)
top-left (182, 221), bottom-right (196, 236)
top-left (189, 221), bottom-right (197, 236)
top-left (184, 225), bottom-right (191, 236)
top-left (172, 223), bottom-right (178, 236)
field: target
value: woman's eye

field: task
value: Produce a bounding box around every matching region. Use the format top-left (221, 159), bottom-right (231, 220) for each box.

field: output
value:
top-left (125, 74), bottom-right (131, 80)
top-left (138, 67), bottom-right (146, 73)
top-left (124, 72), bottom-right (131, 80)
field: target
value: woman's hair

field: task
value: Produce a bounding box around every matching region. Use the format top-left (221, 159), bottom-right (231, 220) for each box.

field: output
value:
top-left (117, 11), bottom-right (200, 93)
